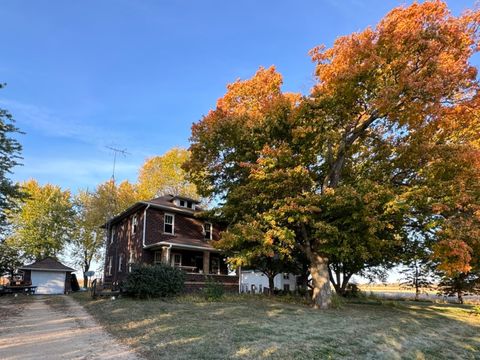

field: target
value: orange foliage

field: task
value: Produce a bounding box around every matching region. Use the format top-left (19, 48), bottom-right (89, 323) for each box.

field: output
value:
top-left (433, 239), bottom-right (473, 276)
top-left (310, 0), bottom-right (479, 126)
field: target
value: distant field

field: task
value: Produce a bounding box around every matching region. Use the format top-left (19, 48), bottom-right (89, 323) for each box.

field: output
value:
top-left (359, 284), bottom-right (480, 304)
top-left (73, 292), bottom-right (480, 360)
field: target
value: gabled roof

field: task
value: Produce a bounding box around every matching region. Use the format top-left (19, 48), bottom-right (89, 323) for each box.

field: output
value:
top-left (20, 257), bottom-right (75, 272)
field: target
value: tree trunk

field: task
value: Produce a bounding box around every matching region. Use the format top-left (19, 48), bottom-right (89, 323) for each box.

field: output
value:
top-left (83, 261), bottom-right (90, 289)
top-left (329, 266), bottom-right (352, 296)
top-left (309, 254), bottom-right (332, 309)
top-left (415, 266), bottom-right (420, 301)
top-left (457, 290), bottom-right (464, 304)
top-left (268, 276), bottom-right (275, 296)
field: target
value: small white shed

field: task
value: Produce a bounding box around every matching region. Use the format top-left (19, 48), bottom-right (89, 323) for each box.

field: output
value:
top-left (20, 257), bottom-right (75, 295)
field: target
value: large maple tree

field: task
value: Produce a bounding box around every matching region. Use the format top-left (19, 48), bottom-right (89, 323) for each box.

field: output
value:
top-left (185, 1), bottom-right (480, 308)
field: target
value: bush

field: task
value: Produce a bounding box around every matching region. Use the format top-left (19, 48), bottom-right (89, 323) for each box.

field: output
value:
top-left (202, 277), bottom-right (224, 301)
top-left (343, 283), bottom-right (360, 298)
top-left (330, 293), bottom-right (345, 309)
top-left (124, 264), bottom-right (185, 299)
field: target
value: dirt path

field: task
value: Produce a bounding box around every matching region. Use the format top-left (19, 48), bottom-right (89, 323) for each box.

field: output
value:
top-left (0, 295), bottom-right (142, 360)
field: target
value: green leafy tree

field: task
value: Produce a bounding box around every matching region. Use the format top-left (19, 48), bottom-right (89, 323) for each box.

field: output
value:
top-left (0, 83), bottom-right (23, 232)
top-left (9, 180), bottom-right (74, 260)
top-left (0, 241), bottom-right (23, 278)
top-left (71, 191), bottom-right (106, 288)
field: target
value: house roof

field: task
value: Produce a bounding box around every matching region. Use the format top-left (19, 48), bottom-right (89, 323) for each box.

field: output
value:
top-left (145, 236), bottom-right (217, 251)
top-left (103, 194), bottom-right (203, 228)
top-left (20, 257), bottom-right (75, 272)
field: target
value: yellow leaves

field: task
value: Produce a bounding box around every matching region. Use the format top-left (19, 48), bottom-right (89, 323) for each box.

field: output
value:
top-left (137, 147), bottom-right (199, 200)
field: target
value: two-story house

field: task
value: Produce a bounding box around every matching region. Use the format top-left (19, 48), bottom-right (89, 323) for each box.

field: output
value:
top-left (103, 195), bottom-right (238, 292)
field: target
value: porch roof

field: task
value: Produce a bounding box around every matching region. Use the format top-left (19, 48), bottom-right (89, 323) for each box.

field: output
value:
top-left (144, 239), bottom-right (220, 252)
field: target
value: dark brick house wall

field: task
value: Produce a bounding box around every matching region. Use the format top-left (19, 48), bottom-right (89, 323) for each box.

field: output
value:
top-left (104, 207), bottom-right (221, 283)
top-left (104, 209), bottom-right (145, 283)
top-left (144, 208), bottom-right (220, 247)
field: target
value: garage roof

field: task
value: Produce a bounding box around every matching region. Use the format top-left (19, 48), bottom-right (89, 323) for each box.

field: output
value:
top-left (20, 257), bottom-right (75, 272)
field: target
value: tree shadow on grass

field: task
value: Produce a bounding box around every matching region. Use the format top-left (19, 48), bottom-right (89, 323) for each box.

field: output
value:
top-left (75, 293), bottom-right (480, 360)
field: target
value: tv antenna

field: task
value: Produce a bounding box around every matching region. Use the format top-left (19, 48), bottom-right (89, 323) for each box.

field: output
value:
top-left (106, 145), bottom-right (130, 183)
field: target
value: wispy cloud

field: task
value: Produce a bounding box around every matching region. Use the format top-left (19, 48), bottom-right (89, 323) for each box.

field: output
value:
top-left (0, 98), bottom-right (121, 146)
top-left (13, 157), bottom-right (140, 191)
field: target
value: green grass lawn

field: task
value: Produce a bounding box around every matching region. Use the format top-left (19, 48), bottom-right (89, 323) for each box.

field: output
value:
top-left (73, 292), bottom-right (480, 360)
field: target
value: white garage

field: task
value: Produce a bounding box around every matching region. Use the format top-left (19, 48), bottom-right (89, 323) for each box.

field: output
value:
top-left (20, 257), bottom-right (75, 295)
top-left (31, 271), bottom-right (66, 294)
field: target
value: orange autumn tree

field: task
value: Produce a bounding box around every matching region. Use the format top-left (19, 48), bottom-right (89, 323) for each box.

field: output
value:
top-left (185, 1), bottom-right (480, 309)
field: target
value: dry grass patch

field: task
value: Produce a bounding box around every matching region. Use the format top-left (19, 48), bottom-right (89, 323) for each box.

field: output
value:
top-left (73, 292), bottom-right (480, 360)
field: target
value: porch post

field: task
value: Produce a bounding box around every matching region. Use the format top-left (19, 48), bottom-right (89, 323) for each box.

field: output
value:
top-left (203, 251), bottom-right (210, 274)
top-left (161, 246), bottom-right (171, 265)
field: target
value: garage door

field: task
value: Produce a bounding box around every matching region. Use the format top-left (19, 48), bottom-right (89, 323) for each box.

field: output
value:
top-left (31, 271), bottom-right (66, 295)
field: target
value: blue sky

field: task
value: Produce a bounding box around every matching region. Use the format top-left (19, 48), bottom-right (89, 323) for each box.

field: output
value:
top-left (1, 0), bottom-right (477, 192)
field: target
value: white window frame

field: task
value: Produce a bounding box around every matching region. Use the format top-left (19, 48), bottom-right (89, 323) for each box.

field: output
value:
top-left (164, 213), bottom-right (175, 234)
top-left (118, 254), bottom-right (123, 272)
top-left (132, 215), bottom-right (138, 234)
top-left (203, 222), bottom-right (212, 240)
top-left (171, 253), bottom-right (182, 267)
top-left (211, 256), bottom-right (220, 274)
top-left (110, 226), bottom-right (115, 244)
top-left (107, 257), bottom-right (112, 276)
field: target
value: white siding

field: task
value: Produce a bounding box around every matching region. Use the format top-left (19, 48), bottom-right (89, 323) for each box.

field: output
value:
top-left (240, 271), bottom-right (298, 293)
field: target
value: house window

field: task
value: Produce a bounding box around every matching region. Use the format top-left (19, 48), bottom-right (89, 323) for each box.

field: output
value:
top-left (211, 257), bottom-right (220, 274)
top-left (110, 226), bottom-right (115, 244)
top-left (259, 284), bottom-right (263, 294)
top-left (154, 251), bottom-right (162, 265)
top-left (283, 284), bottom-right (290, 292)
top-left (132, 215), bottom-right (138, 234)
top-left (179, 200), bottom-right (185, 207)
top-left (187, 201), bottom-right (193, 209)
top-left (283, 273), bottom-right (289, 280)
top-left (171, 253), bottom-right (182, 267)
top-left (164, 213), bottom-right (174, 234)
top-left (107, 257), bottom-right (112, 276)
top-left (203, 223), bottom-right (212, 240)
top-left (118, 254), bottom-right (123, 272)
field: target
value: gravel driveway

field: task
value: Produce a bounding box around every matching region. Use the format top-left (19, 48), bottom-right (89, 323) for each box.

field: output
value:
top-left (0, 295), bottom-right (142, 360)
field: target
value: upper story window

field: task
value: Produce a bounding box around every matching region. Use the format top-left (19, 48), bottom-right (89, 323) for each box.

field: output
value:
top-left (203, 222), bottom-right (212, 240)
top-left (164, 213), bottom-right (174, 234)
top-left (132, 215), bottom-right (138, 234)
top-left (110, 226), bottom-right (116, 244)
top-left (283, 273), bottom-right (290, 280)
top-left (178, 199), bottom-right (195, 210)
